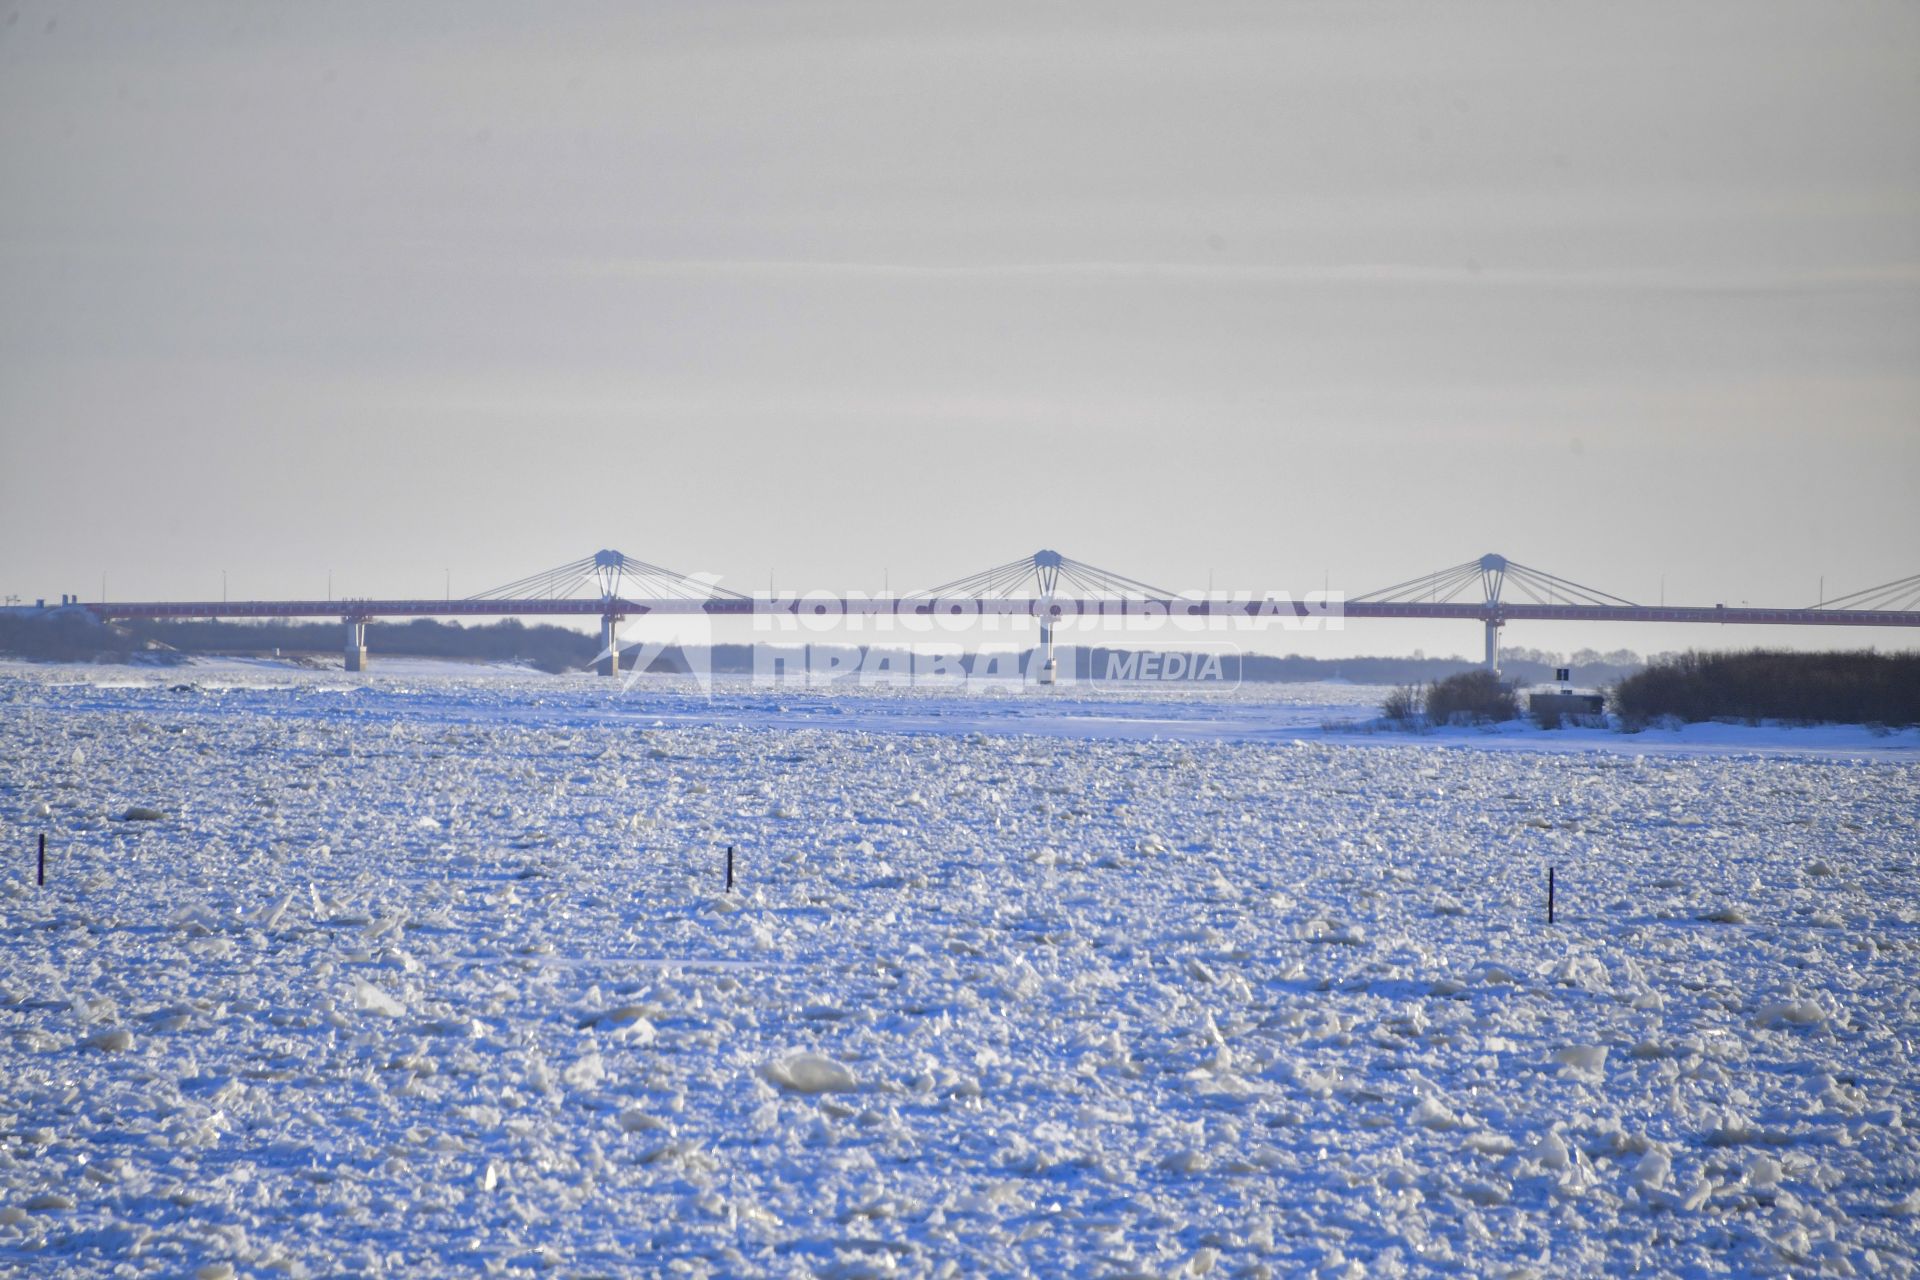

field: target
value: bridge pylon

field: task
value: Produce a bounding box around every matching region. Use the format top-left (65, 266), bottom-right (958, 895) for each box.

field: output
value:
top-left (1353, 553), bottom-right (1636, 674)
top-left (470, 549), bottom-right (746, 676)
top-left (344, 616), bottom-right (369, 672)
top-left (909, 549), bottom-right (1174, 686)
top-left (597, 612), bottom-right (622, 677)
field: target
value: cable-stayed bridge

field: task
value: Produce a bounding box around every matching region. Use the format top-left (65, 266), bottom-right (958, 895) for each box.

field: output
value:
top-left (17, 548), bottom-right (1920, 678)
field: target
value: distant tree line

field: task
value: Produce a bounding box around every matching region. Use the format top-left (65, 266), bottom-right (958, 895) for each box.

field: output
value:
top-left (119, 618), bottom-right (607, 673)
top-left (0, 614), bottom-right (605, 673)
top-left (0, 613), bottom-right (1650, 686)
top-left (1613, 649), bottom-right (1920, 727)
top-left (0, 612), bottom-right (138, 663)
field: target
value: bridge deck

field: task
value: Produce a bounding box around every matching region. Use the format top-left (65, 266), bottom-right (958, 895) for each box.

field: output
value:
top-left (36, 598), bottom-right (1920, 628)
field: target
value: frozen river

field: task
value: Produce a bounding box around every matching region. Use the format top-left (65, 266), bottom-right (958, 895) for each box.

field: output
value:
top-left (2, 663), bottom-right (1917, 1276)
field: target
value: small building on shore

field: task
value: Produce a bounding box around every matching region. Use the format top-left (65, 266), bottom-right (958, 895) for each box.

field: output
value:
top-left (1529, 690), bottom-right (1606, 718)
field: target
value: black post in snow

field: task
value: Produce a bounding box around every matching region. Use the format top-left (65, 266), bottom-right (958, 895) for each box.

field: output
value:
top-left (726, 844), bottom-right (735, 894)
top-left (1548, 865), bottom-right (1555, 925)
top-left (38, 833), bottom-right (45, 887)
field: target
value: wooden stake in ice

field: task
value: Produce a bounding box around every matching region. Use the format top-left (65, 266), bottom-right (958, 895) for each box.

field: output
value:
top-left (1548, 866), bottom-right (1555, 925)
top-left (726, 844), bottom-right (735, 894)
top-left (38, 833), bottom-right (45, 887)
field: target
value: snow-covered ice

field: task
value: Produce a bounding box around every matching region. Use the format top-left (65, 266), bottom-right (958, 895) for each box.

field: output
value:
top-left (1, 662), bottom-right (1916, 1276)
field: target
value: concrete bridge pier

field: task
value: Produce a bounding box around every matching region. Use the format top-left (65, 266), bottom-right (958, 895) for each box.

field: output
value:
top-left (1037, 618), bottom-right (1057, 685)
top-left (597, 613), bottom-right (622, 677)
top-left (344, 618), bottom-right (369, 672)
top-left (1484, 616), bottom-right (1503, 676)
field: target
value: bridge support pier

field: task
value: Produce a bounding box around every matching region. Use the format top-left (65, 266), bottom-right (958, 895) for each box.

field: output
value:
top-left (344, 619), bottom-right (368, 672)
top-left (1484, 617), bottom-right (1503, 676)
top-left (597, 613), bottom-right (621, 677)
top-left (1037, 619), bottom-right (1057, 685)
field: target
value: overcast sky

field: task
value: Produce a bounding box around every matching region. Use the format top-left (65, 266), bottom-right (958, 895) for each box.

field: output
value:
top-left (2, 1), bottom-right (1915, 657)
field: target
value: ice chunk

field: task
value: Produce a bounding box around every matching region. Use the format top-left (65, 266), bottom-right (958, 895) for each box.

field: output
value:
top-left (1745, 1154), bottom-right (1783, 1189)
top-left (1703, 1110), bottom-right (1762, 1146)
top-left (1526, 1131), bottom-right (1572, 1172)
top-left (1460, 1179), bottom-right (1509, 1206)
top-left (1549, 953), bottom-right (1609, 991)
top-left (1465, 1132), bottom-right (1516, 1156)
top-left (363, 912), bottom-right (408, 941)
top-left (617, 1107), bottom-right (666, 1133)
top-left (262, 892), bottom-right (295, 930)
top-left (1294, 917), bottom-right (1365, 945)
top-left (1755, 999), bottom-right (1827, 1029)
top-left (1633, 1150), bottom-right (1671, 1191)
top-left (563, 1050), bottom-right (606, 1089)
top-left (1159, 1149), bottom-right (1209, 1175)
top-left (1552, 1045), bottom-right (1609, 1081)
top-left (613, 1015), bottom-right (657, 1045)
top-left (760, 1052), bottom-right (859, 1094)
top-left (349, 979), bottom-right (404, 1017)
top-left (86, 1027), bottom-right (134, 1052)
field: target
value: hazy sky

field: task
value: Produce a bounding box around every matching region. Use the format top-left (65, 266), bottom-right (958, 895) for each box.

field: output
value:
top-left (2, 1), bottom-right (1915, 657)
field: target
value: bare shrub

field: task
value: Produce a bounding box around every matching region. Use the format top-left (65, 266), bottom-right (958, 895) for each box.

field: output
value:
top-left (1425, 670), bottom-right (1519, 725)
top-left (1380, 684), bottom-right (1424, 723)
